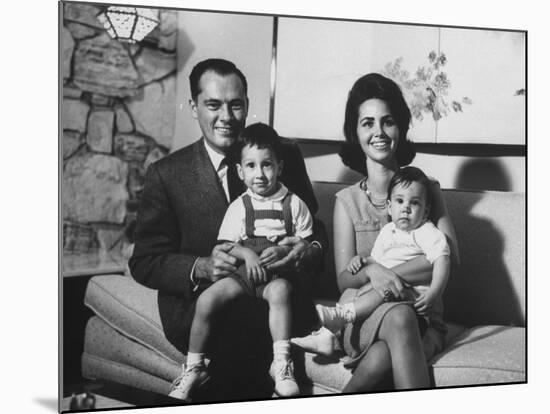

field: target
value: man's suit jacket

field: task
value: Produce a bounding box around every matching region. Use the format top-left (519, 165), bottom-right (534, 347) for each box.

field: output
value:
top-left (129, 137), bottom-right (321, 351)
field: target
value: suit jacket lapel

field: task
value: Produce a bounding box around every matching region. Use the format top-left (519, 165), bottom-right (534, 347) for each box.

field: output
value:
top-left (190, 138), bottom-right (229, 210)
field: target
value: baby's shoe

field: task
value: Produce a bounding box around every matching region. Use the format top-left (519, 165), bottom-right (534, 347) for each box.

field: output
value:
top-left (269, 359), bottom-right (300, 397)
top-left (315, 303), bottom-right (354, 334)
top-left (168, 363), bottom-right (210, 402)
top-left (290, 327), bottom-right (340, 357)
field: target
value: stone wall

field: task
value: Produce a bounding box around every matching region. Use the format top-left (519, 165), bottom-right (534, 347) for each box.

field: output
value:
top-left (62, 3), bottom-right (176, 259)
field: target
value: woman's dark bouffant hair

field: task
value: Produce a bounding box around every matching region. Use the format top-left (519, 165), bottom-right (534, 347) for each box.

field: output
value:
top-left (339, 73), bottom-right (416, 174)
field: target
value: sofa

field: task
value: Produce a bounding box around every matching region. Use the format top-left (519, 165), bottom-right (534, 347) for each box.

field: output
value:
top-left (81, 181), bottom-right (526, 396)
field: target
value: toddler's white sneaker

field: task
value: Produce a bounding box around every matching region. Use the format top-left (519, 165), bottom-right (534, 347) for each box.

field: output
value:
top-left (269, 359), bottom-right (300, 397)
top-left (168, 363), bottom-right (210, 402)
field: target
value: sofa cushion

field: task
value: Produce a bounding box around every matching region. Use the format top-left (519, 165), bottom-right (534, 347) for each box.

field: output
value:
top-left (297, 352), bottom-right (351, 394)
top-left (82, 352), bottom-right (173, 397)
top-left (84, 275), bottom-right (184, 364)
top-left (430, 325), bottom-right (525, 387)
top-left (83, 316), bottom-right (182, 382)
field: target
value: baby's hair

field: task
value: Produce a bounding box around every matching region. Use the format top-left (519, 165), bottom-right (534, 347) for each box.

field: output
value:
top-left (387, 166), bottom-right (433, 207)
top-left (235, 122), bottom-right (282, 162)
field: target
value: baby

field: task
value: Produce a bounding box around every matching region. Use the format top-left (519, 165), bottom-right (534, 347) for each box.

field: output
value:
top-left (315, 166), bottom-right (451, 336)
top-left (168, 123), bottom-right (313, 401)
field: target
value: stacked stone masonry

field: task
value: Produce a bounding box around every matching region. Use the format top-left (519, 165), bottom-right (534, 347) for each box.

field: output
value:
top-left (62, 3), bottom-right (176, 258)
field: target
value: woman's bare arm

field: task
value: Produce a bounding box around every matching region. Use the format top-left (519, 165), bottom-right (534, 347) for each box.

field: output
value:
top-left (362, 257), bottom-right (432, 300)
top-left (430, 181), bottom-right (461, 268)
top-left (390, 256), bottom-right (432, 285)
top-left (333, 198), bottom-right (368, 292)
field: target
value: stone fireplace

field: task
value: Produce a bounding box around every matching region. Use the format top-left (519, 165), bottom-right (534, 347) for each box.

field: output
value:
top-left (61, 3), bottom-right (177, 274)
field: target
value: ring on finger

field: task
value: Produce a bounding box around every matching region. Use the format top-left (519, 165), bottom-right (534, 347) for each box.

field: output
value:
top-left (383, 288), bottom-right (395, 302)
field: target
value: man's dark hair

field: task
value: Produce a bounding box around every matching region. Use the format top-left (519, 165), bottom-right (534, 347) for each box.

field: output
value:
top-left (339, 73), bottom-right (416, 174)
top-left (189, 58), bottom-right (248, 101)
top-left (387, 166), bottom-right (432, 207)
top-left (235, 123), bottom-right (282, 162)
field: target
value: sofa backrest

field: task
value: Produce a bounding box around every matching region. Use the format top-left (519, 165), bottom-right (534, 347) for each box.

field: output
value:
top-left (311, 181), bottom-right (526, 328)
top-left (442, 189), bottom-right (525, 327)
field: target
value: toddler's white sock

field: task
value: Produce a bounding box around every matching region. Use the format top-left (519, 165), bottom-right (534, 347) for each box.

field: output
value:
top-left (185, 352), bottom-right (205, 370)
top-left (316, 302), bottom-right (357, 334)
top-left (339, 302), bottom-right (357, 323)
top-left (273, 340), bottom-right (291, 362)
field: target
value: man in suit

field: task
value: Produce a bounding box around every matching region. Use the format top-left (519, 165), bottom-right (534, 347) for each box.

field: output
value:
top-left (129, 58), bottom-right (325, 401)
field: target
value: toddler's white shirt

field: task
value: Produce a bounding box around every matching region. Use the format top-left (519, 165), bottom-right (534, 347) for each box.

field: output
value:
top-left (371, 221), bottom-right (450, 269)
top-left (217, 184), bottom-right (313, 243)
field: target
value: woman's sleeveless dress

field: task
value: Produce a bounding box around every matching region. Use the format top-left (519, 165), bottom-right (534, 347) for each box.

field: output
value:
top-left (335, 181), bottom-right (446, 369)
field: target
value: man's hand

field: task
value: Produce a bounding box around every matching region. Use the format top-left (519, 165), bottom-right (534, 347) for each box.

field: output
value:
top-left (195, 242), bottom-right (238, 283)
top-left (259, 245), bottom-right (292, 268)
top-left (264, 236), bottom-right (309, 271)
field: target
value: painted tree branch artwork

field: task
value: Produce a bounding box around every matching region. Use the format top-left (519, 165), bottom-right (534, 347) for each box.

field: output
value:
top-left (383, 51), bottom-right (472, 122)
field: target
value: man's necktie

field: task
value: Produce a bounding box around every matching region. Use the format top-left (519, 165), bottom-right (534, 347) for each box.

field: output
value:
top-left (223, 156), bottom-right (243, 202)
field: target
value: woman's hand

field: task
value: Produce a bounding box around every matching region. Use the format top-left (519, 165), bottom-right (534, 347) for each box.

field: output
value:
top-left (364, 262), bottom-right (405, 300)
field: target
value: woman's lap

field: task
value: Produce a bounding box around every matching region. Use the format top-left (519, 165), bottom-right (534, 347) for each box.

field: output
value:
top-left (340, 289), bottom-right (444, 369)
top-left (342, 300), bottom-right (407, 368)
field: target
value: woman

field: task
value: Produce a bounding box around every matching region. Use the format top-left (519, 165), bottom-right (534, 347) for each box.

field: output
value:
top-left (295, 73), bottom-right (459, 392)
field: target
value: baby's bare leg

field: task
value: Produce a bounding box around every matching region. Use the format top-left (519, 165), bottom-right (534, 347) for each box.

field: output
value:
top-left (188, 278), bottom-right (245, 353)
top-left (352, 287), bottom-right (385, 323)
top-left (262, 278), bottom-right (292, 341)
top-left (317, 285), bottom-right (383, 332)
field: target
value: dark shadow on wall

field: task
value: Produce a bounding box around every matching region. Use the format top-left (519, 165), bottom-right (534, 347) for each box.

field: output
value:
top-left (454, 158), bottom-right (512, 191)
top-left (443, 190), bottom-right (524, 328)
